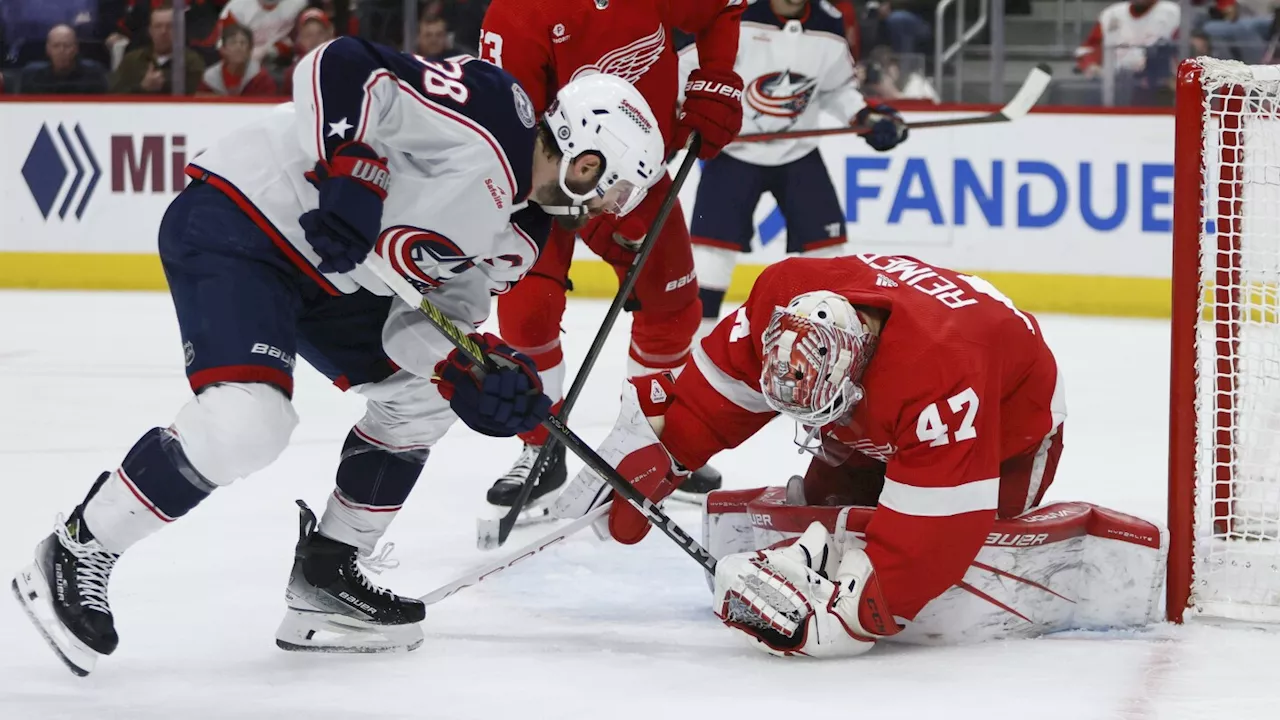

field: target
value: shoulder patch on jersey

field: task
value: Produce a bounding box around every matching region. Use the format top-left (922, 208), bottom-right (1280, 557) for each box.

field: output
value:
top-left (512, 83), bottom-right (536, 129)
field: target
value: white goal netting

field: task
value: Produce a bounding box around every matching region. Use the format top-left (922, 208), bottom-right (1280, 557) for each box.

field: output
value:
top-left (1191, 58), bottom-right (1280, 622)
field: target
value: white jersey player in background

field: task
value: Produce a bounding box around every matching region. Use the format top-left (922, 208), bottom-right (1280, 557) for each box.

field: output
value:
top-left (11, 36), bottom-right (665, 676)
top-left (678, 0), bottom-right (909, 330)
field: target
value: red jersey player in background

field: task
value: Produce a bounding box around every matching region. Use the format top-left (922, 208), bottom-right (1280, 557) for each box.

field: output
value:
top-left (476, 0), bottom-right (747, 516)
top-left (555, 252), bottom-right (1071, 656)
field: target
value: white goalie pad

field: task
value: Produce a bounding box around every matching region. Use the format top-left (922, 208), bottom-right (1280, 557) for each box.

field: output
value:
top-left (704, 487), bottom-right (1168, 645)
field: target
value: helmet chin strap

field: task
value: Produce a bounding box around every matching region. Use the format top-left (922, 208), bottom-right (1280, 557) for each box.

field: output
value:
top-left (535, 202), bottom-right (591, 217)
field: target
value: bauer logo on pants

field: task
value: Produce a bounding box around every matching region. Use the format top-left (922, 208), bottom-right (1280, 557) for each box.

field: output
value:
top-left (21, 123), bottom-right (102, 221)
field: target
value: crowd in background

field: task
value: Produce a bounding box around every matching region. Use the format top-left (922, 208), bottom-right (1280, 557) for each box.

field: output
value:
top-left (0, 0), bottom-right (1272, 105)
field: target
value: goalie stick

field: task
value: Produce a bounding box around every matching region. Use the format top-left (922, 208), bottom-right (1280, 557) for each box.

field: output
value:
top-left (420, 503), bottom-right (611, 605)
top-left (477, 132), bottom-right (705, 550)
top-left (734, 63), bottom-right (1053, 144)
top-left (364, 254), bottom-right (719, 575)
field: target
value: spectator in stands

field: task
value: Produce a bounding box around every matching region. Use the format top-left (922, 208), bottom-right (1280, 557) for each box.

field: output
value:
top-left (0, 0), bottom-right (101, 67)
top-left (1076, 0), bottom-right (1181, 78)
top-left (219, 0), bottom-right (306, 66)
top-left (416, 15), bottom-right (453, 61)
top-left (861, 1), bottom-right (932, 57)
top-left (199, 22), bottom-right (276, 95)
top-left (106, 0), bottom-right (227, 67)
top-left (1202, 0), bottom-right (1274, 63)
top-left (430, 0), bottom-right (485, 56)
top-left (306, 0), bottom-right (357, 37)
top-left (19, 24), bottom-right (108, 94)
top-left (281, 7), bottom-right (333, 94)
top-left (111, 5), bottom-right (205, 94)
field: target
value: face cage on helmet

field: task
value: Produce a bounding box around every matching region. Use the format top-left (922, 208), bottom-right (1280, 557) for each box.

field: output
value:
top-left (758, 308), bottom-right (875, 429)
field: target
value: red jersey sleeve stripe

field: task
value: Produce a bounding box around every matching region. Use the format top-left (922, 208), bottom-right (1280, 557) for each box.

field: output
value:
top-left (692, 343), bottom-right (773, 414)
top-left (879, 476), bottom-right (1000, 517)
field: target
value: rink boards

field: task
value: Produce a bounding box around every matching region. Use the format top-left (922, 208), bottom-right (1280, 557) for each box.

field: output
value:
top-left (0, 97), bottom-right (1175, 317)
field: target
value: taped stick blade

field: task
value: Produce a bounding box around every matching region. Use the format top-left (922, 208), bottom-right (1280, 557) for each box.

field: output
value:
top-left (1000, 65), bottom-right (1053, 122)
top-left (476, 517), bottom-right (502, 551)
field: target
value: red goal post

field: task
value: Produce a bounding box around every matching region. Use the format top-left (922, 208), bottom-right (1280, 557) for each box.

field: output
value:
top-left (1170, 57), bottom-right (1280, 625)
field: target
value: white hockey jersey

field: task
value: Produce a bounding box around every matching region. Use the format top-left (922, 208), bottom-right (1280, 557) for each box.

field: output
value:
top-left (219, 0), bottom-right (308, 61)
top-left (679, 0), bottom-right (864, 167)
top-left (188, 37), bottom-right (543, 364)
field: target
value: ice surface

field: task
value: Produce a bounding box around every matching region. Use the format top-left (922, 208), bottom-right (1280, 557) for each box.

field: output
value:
top-left (2, 291), bottom-right (1280, 719)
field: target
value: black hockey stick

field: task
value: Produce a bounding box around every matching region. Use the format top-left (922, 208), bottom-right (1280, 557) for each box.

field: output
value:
top-left (477, 132), bottom-right (705, 550)
top-left (735, 63), bottom-right (1052, 143)
top-left (364, 255), bottom-right (718, 574)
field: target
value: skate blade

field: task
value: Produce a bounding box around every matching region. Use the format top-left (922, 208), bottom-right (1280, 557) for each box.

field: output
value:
top-left (275, 609), bottom-right (424, 654)
top-left (11, 565), bottom-right (99, 676)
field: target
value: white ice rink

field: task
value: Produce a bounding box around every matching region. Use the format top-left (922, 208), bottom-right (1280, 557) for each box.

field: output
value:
top-left (3, 291), bottom-right (1280, 719)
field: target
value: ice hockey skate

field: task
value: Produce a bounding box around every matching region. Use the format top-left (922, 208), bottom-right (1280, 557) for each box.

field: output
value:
top-left (670, 465), bottom-right (723, 505)
top-left (275, 501), bottom-right (425, 653)
top-left (486, 442), bottom-right (568, 525)
top-left (12, 473), bottom-right (121, 677)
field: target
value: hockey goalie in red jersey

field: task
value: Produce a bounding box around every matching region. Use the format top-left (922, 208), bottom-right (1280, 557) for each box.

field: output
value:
top-left (475, 0), bottom-right (745, 514)
top-left (556, 253), bottom-right (1167, 657)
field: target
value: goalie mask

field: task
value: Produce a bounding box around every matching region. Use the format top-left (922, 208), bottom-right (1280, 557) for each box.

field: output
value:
top-left (541, 73), bottom-right (666, 217)
top-left (760, 291), bottom-right (877, 454)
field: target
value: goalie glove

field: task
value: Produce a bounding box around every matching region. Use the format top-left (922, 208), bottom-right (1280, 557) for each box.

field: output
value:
top-left (551, 372), bottom-right (688, 544)
top-left (713, 521), bottom-right (900, 658)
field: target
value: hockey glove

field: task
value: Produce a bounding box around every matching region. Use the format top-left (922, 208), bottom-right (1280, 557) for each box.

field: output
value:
top-left (853, 104), bottom-right (909, 153)
top-left (713, 521), bottom-right (899, 658)
top-left (582, 211), bottom-right (649, 268)
top-left (677, 69), bottom-right (744, 159)
top-left (552, 373), bottom-right (688, 544)
top-left (434, 334), bottom-right (552, 438)
top-left (299, 142), bottom-right (391, 274)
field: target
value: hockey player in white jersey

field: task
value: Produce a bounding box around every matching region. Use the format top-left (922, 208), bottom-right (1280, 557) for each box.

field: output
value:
top-left (678, 0), bottom-right (910, 328)
top-left (11, 36), bottom-right (666, 676)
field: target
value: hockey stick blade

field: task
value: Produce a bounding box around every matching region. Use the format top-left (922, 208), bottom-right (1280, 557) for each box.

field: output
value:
top-left (426, 503), bottom-right (612, 605)
top-left (483, 133), bottom-right (705, 549)
top-left (735, 64), bottom-right (1053, 142)
top-left (365, 255), bottom-right (719, 575)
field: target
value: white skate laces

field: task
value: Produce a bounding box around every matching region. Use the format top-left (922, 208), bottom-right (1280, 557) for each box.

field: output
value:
top-left (55, 515), bottom-right (119, 616)
top-left (501, 444), bottom-right (540, 482)
top-left (357, 543), bottom-right (400, 575)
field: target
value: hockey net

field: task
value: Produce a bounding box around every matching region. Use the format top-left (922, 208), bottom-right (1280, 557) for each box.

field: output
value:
top-left (1170, 57), bottom-right (1280, 624)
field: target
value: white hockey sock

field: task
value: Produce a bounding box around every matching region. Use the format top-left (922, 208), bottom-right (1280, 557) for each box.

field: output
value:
top-left (82, 469), bottom-right (172, 554)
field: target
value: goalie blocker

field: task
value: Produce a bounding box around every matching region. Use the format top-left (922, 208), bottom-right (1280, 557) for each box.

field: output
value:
top-left (705, 485), bottom-right (1166, 655)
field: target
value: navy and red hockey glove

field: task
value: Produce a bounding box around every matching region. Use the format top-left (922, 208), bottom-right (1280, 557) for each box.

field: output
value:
top-left (434, 333), bottom-right (552, 437)
top-left (677, 69), bottom-right (743, 159)
top-left (854, 104), bottom-right (909, 153)
top-left (299, 141), bottom-right (391, 274)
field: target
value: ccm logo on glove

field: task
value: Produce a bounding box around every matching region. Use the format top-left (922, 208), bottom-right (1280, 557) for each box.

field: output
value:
top-left (684, 79), bottom-right (743, 100)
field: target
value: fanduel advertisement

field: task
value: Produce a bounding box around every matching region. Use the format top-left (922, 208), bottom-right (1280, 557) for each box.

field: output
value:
top-left (0, 101), bottom-right (1175, 278)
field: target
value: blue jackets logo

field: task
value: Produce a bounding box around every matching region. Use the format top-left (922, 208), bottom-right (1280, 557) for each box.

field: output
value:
top-left (22, 123), bottom-right (101, 220)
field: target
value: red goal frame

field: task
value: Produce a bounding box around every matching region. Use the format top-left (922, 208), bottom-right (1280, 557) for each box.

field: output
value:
top-left (1168, 59), bottom-right (1246, 624)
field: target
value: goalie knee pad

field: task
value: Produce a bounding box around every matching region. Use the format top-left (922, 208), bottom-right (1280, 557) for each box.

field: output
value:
top-left (172, 382), bottom-right (299, 486)
top-left (497, 273), bottom-right (567, 368)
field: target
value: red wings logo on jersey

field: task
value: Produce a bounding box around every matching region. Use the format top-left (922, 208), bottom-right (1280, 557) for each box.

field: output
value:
top-left (377, 226), bottom-right (476, 294)
top-left (569, 25), bottom-right (666, 85)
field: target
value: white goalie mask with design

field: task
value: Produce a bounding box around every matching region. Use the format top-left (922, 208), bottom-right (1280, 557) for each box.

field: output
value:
top-left (759, 291), bottom-right (878, 456)
top-left (541, 72), bottom-right (667, 217)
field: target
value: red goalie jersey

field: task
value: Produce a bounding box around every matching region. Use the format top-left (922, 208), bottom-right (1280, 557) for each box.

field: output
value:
top-left (663, 254), bottom-right (1067, 622)
top-left (478, 0), bottom-right (743, 152)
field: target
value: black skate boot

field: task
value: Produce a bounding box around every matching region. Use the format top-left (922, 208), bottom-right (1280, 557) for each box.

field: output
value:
top-left (275, 501), bottom-right (425, 653)
top-left (670, 464), bottom-right (724, 505)
top-left (12, 472), bottom-right (121, 676)
top-left (485, 442), bottom-right (567, 524)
